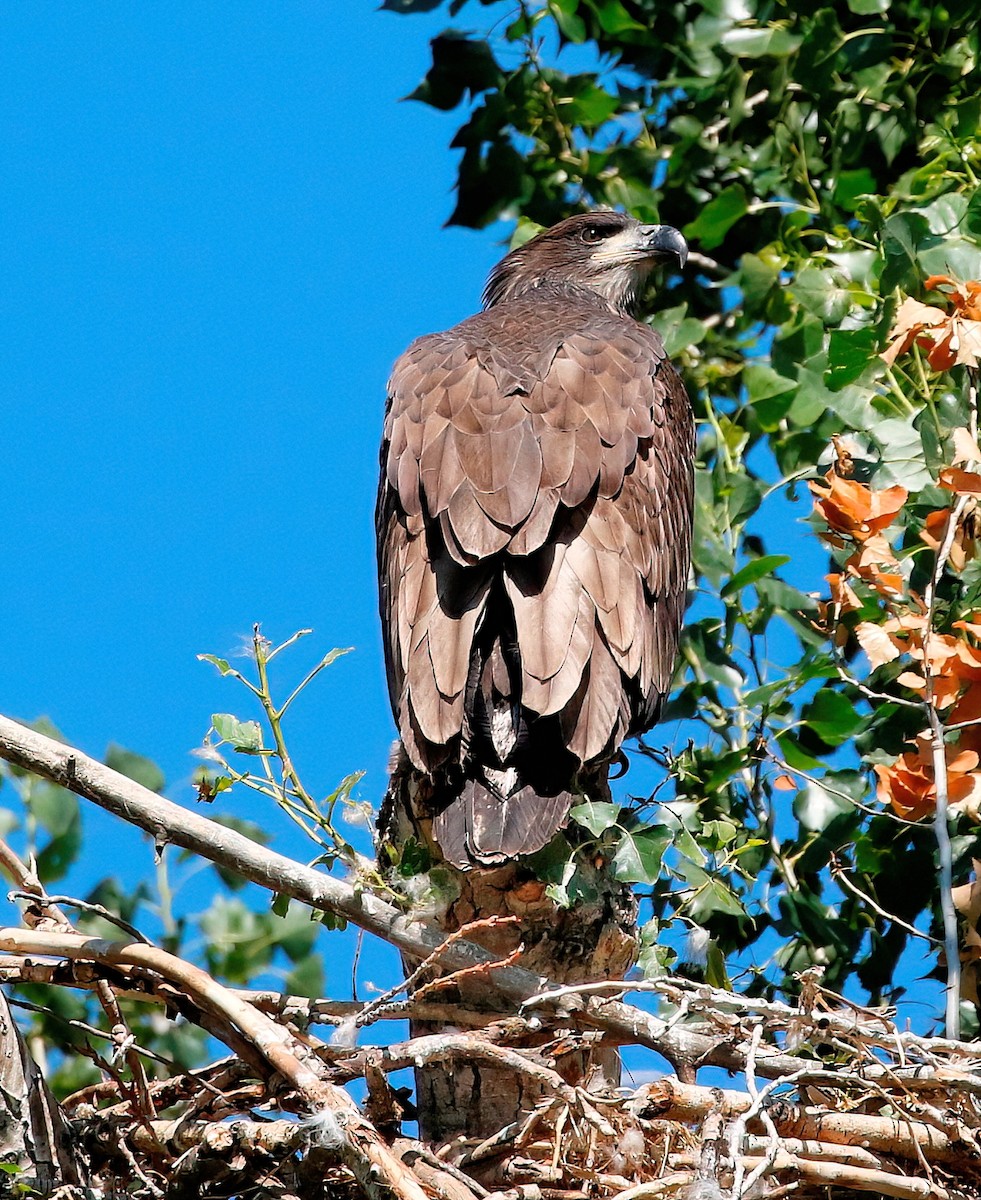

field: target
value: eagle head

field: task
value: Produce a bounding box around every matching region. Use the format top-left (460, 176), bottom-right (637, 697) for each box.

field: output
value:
top-left (483, 211), bottom-right (688, 313)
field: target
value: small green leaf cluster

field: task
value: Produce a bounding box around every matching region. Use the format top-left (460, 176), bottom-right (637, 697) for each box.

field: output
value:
top-left (197, 628), bottom-right (373, 879)
top-left (0, 704), bottom-right (343, 1096)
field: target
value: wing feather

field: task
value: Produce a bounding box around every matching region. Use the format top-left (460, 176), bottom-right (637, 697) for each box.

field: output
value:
top-left (377, 294), bottom-right (694, 822)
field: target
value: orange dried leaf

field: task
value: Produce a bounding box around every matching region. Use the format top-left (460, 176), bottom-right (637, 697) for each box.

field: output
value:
top-left (952, 861), bottom-right (981, 924)
top-left (896, 670), bottom-right (926, 693)
top-left (855, 621), bottom-right (904, 668)
top-left (810, 472), bottom-right (907, 543)
top-left (772, 774), bottom-right (797, 792)
top-left (921, 504), bottom-right (977, 573)
top-left (950, 684), bottom-right (981, 727)
top-left (925, 275), bottom-right (981, 321)
top-left (940, 468), bottom-right (981, 496)
top-left (883, 283), bottom-right (981, 369)
top-left (952, 427), bottom-right (981, 466)
top-left (876, 735), bottom-right (981, 821)
top-left (844, 536), bottom-right (905, 598)
top-left (881, 297), bottom-right (947, 365)
top-left (826, 573), bottom-right (861, 612)
top-left (875, 758), bottom-right (934, 821)
top-left (881, 613), bottom-right (927, 634)
top-left (954, 620), bottom-right (981, 638)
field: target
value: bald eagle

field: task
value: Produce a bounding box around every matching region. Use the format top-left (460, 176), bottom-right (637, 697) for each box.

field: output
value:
top-left (377, 211), bottom-right (694, 869)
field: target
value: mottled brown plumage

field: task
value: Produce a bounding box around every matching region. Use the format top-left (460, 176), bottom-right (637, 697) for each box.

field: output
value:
top-left (377, 212), bottom-right (694, 868)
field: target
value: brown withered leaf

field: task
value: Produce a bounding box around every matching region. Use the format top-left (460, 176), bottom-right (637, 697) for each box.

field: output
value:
top-left (825, 573), bottom-right (861, 612)
top-left (921, 504), bottom-right (978, 573)
top-left (941, 468), bottom-right (981, 497)
top-left (952, 426), bottom-right (981, 466)
top-left (855, 621), bottom-right (904, 668)
top-left (925, 275), bottom-right (981, 321)
top-left (881, 297), bottom-right (949, 364)
top-left (883, 279), bottom-right (981, 370)
top-left (952, 861), bottom-right (981, 925)
top-left (810, 471), bottom-right (907, 543)
top-left (875, 735), bottom-right (981, 821)
top-left (844, 535), bottom-right (904, 598)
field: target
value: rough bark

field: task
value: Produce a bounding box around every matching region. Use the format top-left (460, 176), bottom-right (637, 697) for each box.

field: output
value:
top-left (0, 993), bottom-right (86, 1196)
top-left (381, 756), bottom-right (638, 1143)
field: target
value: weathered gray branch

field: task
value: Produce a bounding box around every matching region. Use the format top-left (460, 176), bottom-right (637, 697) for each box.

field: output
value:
top-left (0, 713), bottom-right (797, 1077)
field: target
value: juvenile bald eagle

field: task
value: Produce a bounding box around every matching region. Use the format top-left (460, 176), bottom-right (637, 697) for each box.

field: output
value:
top-left (377, 211), bottom-right (694, 869)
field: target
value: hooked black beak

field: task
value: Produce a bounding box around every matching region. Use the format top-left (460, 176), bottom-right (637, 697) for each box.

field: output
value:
top-left (640, 224), bottom-right (688, 269)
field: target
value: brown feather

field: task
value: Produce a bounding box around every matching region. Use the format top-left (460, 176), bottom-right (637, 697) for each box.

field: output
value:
top-left (377, 214), bottom-right (694, 867)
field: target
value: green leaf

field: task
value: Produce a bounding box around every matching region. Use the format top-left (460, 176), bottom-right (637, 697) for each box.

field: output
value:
top-left (397, 836), bottom-right (433, 877)
top-left (720, 25), bottom-right (801, 58)
top-left (569, 800), bottom-right (621, 836)
top-left (105, 744), bottom-right (165, 794)
top-left (739, 252), bottom-right (782, 312)
top-left (561, 79), bottom-right (619, 128)
top-left (790, 267), bottom-right (850, 324)
top-left (544, 859), bottom-right (599, 907)
top-left (793, 782), bottom-right (853, 832)
top-left (686, 872), bottom-right (748, 921)
top-left (28, 782), bottom-right (78, 839)
top-left (801, 688), bottom-right (867, 747)
top-left (548, 0), bottom-right (587, 41)
top-left (832, 167), bottom-right (876, 212)
top-left (880, 212), bottom-right (931, 293)
top-left (211, 713), bottom-right (263, 752)
top-left (701, 819), bottom-right (738, 850)
top-left (826, 327), bottom-right (879, 390)
top-left (648, 304), bottom-right (707, 358)
top-left (585, 0), bottom-right (647, 34)
top-left (285, 954), bottom-right (324, 999)
top-left (871, 416), bottom-right (932, 490)
top-left (721, 555), bottom-right (791, 598)
top-left (611, 828), bottom-right (672, 884)
top-left (705, 942), bottom-right (732, 989)
top-left (684, 184), bottom-right (748, 251)
top-left (744, 364), bottom-right (796, 403)
top-left (408, 34), bottom-right (500, 111)
top-left (198, 654), bottom-right (233, 676)
top-left (636, 919), bottom-right (675, 978)
top-left (754, 577), bottom-right (820, 613)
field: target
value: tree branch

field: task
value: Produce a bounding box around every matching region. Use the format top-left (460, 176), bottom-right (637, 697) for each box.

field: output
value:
top-left (0, 712), bottom-right (793, 1079)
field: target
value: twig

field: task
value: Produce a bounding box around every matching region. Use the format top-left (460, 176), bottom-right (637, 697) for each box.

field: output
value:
top-left (634, 1076), bottom-right (962, 1168)
top-left (0, 836), bottom-right (73, 929)
top-left (0, 927), bottom-right (429, 1200)
top-left (357, 915), bottom-right (520, 1026)
top-left (828, 859), bottom-right (940, 945)
top-left (413, 944), bottom-right (525, 1004)
top-left (8, 890), bottom-right (148, 943)
top-left (0, 712), bottom-right (948, 1084)
top-left (922, 493), bottom-right (970, 1041)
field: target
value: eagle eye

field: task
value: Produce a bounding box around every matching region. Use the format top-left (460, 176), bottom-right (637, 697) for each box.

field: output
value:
top-left (580, 223), bottom-right (615, 244)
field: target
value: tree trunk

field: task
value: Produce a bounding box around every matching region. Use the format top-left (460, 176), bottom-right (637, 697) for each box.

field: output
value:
top-left (381, 755), bottom-right (638, 1144)
top-left (0, 993), bottom-right (86, 1196)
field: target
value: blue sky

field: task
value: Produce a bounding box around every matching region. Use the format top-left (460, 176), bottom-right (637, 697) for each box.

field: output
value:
top-left (2, 5), bottom-right (512, 878)
top-left (0, 7), bottom-right (538, 1017)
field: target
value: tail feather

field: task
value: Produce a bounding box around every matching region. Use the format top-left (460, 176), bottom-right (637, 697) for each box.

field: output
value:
top-left (433, 780), bottom-right (572, 869)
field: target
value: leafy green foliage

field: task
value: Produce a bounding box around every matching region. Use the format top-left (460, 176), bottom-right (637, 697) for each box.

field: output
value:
top-left (0, 702), bottom-right (338, 1097)
top-left (398, 0), bottom-right (981, 1015)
